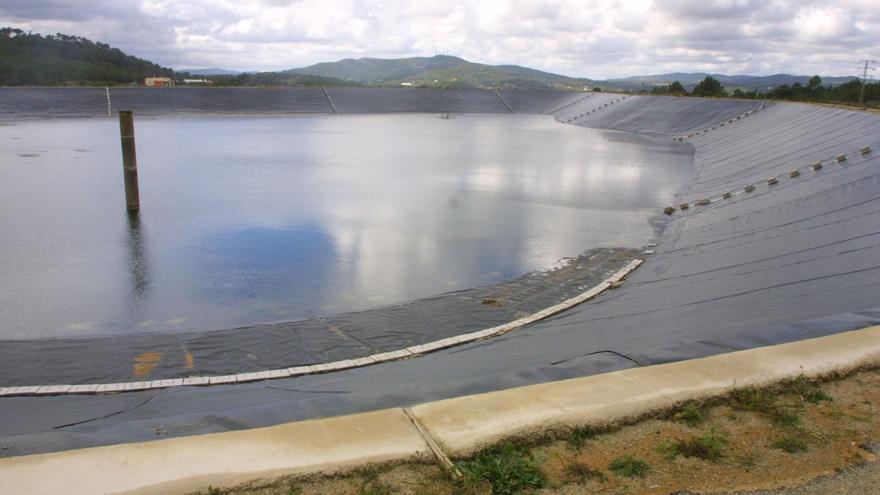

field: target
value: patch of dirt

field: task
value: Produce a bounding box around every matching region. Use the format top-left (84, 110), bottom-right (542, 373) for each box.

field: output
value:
top-left (217, 463), bottom-right (453, 495)
top-left (202, 369), bottom-right (880, 495)
top-left (538, 370), bottom-right (880, 494)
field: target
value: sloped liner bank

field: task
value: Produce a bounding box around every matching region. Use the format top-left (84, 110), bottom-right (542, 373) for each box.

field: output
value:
top-left (0, 248), bottom-right (641, 388)
top-left (0, 260), bottom-right (643, 396)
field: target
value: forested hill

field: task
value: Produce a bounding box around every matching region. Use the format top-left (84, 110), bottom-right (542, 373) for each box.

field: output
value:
top-left (0, 28), bottom-right (174, 86)
top-left (287, 55), bottom-right (596, 90)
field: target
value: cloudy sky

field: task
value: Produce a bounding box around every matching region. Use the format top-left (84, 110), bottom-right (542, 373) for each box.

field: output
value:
top-left (1, 0), bottom-right (877, 79)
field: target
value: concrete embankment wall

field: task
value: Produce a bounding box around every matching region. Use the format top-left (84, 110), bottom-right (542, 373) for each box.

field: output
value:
top-left (0, 87), bottom-right (579, 118)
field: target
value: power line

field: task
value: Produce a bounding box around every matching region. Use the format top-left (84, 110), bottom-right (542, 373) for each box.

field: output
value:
top-left (857, 59), bottom-right (875, 105)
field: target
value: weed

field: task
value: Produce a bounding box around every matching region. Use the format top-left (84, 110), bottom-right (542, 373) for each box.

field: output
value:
top-left (735, 454), bottom-right (758, 469)
top-left (357, 480), bottom-right (393, 495)
top-left (457, 443), bottom-right (545, 495)
top-left (768, 404), bottom-right (803, 428)
top-left (731, 388), bottom-right (802, 428)
top-left (667, 428), bottom-right (727, 462)
top-left (674, 400), bottom-right (709, 427)
top-left (731, 388), bottom-right (777, 413)
top-left (780, 376), bottom-right (832, 403)
top-left (608, 455), bottom-right (651, 478)
top-left (563, 461), bottom-right (607, 483)
top-left (657, 440), bottom-right (678, 461)
top-left (567, 425), bottom-right (600, 448)
top-left (206, 486), bottom-right (222, 495)
top-left (772, 437), bottom-right (809, 454)
top-left (286, 484), bottom-right (303, 495)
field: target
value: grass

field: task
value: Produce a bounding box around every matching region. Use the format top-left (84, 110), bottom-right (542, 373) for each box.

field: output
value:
top-left (735, 454), bottom-right (758, 469)
top-left (730, 388), bottom-right (777, 413)
top-left (456, 443), bottom-right (545, 495)
top-left (772, 437), bottom-right (810, 454)
top-left (665, 428), bottom-right (727, 462)
top-left (206, 370), bottom-right (879, 495)
top-left (673, 400), bottom-right (710, 427)
top-left (768, 405), bottom-right (803, 428)
top-left (566, 425), bottom-right (601, 448)
top-left (608, 455), bottom-right (651, 478)
top-left (349, 466), bottom-right (394, 495)
top-left (730, 387), bottom-right (803, 427)
top-left (357, 482), bottom-right (392, 495)
top-left (780, 376), bottom-right (833, 404)
top-left (564, 461), bottom-right (607, 483)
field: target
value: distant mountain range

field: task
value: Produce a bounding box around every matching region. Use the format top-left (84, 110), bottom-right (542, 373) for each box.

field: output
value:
top-left (184, 68), bottom-right (243, 76)
top-left (605, 72), bottom-right (857, 91)
top-left (270, 57), bottom-right (858, 91)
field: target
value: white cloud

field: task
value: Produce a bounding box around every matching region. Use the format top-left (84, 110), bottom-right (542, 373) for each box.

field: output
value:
top-left (0, 0), bottom-right (877, 78)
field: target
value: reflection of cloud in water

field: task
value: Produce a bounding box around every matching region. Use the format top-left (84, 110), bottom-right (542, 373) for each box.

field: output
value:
top-left (197, 224), bottom-right (336, 306)
top-left (0, 114), bottom-right (692, 337)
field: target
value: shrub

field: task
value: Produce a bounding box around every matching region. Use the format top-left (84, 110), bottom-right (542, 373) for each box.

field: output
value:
top-left (457, 443), bottom-right (545, 495)
top-left (668, 428), bottom-right (727, 462)
top-left (608, 455), bottom-right (651, 478)
top-left (772, 437), bottom-right (809, 454)
top-left (674, 400), bottom-right (709, 427)
top-left (564, 461), bottom-right (607, 482)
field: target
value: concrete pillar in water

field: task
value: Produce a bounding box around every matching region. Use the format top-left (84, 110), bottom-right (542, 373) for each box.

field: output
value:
top-left (118, 111), bottom-right (140, 211)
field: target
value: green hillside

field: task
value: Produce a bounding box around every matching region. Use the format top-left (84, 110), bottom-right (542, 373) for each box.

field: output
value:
top-left (289, 55), bottom-right (596, 90)
top-left (0, 28), bottom-right (174, 85)
top-left (289, 55), bottom-right (464, 83)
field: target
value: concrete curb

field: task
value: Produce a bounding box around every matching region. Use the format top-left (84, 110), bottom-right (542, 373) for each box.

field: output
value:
top-left (412, 325), bottom-right (880, 455)
top-left (0, 260), bottom-right (644, 398)
top-left (1, 325), bottom-right (878, 494)
top-left (0, 408), bottom-right (431, 495)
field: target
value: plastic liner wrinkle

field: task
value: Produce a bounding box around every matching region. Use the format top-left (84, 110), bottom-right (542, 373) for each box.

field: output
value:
top-left (549, 350), bottom-right (644, 367)
top-left (51, 391), bottom-right (163, 430)
top-left (263, 385), bottom-right (350, 394)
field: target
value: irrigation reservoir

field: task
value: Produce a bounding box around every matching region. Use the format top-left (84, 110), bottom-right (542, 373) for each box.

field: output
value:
top-left (0, 88), bottom-right (878, 462)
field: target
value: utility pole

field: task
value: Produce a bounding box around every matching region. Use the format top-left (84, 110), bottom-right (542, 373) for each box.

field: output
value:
top-left (858, 59), bottom-right (875, 105)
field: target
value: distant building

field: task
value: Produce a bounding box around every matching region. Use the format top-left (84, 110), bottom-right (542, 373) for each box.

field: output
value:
top-left (145, 77), bottom-right (174, 87)
top-left (182, 79), bottom-right (213, 85)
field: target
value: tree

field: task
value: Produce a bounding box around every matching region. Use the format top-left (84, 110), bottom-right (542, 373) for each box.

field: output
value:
top-left (0, 27), bottom-right (175, 86)
top-left (669, 80), bottom-right (686, 95)
top-left (649, 80), bottom-right (687, 96)
top-left (690, 76), bottom-right (727, 97)
top-left (808, 75), bottom-right (822, 89)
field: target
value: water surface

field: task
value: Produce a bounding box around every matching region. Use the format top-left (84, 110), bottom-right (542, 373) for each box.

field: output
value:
top-left (0, 114), bottom-right (692, 338)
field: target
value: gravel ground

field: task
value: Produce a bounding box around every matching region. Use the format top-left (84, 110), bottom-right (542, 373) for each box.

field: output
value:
top-left (724, 459), bottom-right (880, 495)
